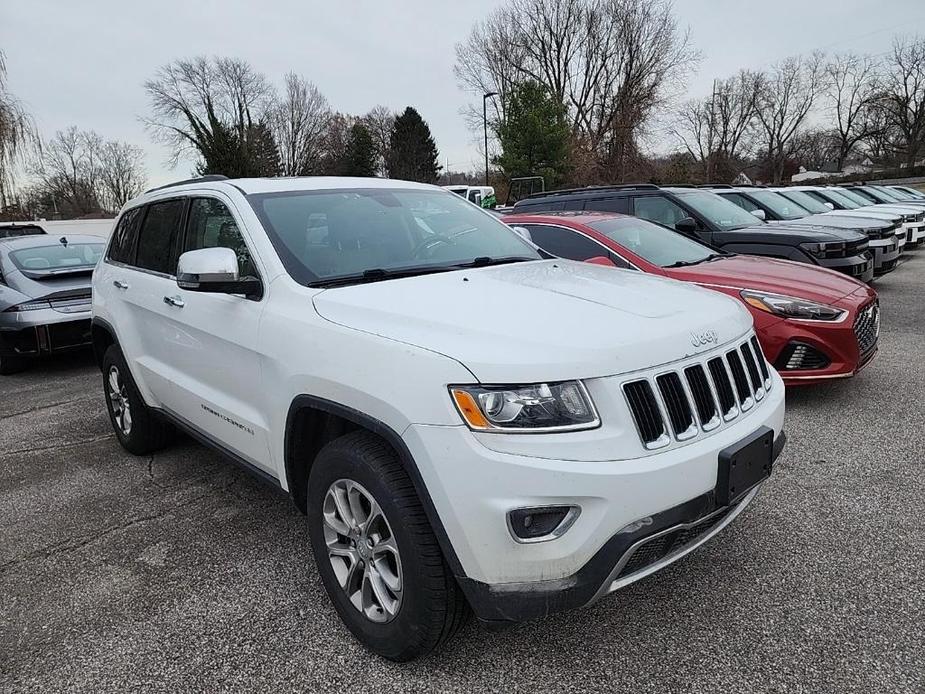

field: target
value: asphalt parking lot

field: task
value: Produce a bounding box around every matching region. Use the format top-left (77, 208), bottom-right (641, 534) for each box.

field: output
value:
top-left (2, 254), bottom-right (924, 694)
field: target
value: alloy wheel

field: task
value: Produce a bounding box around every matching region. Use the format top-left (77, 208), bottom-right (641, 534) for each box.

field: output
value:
top-left (322, 479), bottom-right (403, 623)
top-left (107, 365), bottom-right (132, 435)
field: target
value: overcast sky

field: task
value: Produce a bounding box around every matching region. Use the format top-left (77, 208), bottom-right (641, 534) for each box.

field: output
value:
top-left (3, 0), bottom-right (925, 187)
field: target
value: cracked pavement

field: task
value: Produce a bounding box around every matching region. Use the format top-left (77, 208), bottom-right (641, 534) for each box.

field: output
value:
top-left (2, 253), bottom-right (924, 693)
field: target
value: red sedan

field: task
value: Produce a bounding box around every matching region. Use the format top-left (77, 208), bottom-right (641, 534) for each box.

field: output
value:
top-left (504, 211), bottom-right (879, 386)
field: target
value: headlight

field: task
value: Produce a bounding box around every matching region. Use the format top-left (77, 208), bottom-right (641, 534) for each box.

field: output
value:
top-left (800, 241), bottom-right (845, 258)
top-left (741, 290), bottom-right (846, 321)
top-left (450, 381), bottom-right (599, 432)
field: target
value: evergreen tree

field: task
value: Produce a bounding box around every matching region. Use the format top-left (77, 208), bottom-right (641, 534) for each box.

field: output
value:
top-left (340, 122), bottom-right (378, 177)
top-left (495, 81), bottom-right (570, 187)
top-left (385, 107), bottom-right (440, 183)
top-left (197, 120), bottom-right (280, 178)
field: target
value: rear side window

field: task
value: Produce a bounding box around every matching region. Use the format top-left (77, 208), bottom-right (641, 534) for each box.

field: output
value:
top-left (135, 199), bottom-right (186, 275)
top-left (108, 206), bottom-right (144, 265)
top-left (582, 197), bottom-right (629, 213)
top-left (524, 224), bottom-right (618, 264)
top-left (184, 198), bottom-right (257, 278)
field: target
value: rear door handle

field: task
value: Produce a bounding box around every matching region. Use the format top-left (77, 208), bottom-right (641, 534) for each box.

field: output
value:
top-left (113, 280), bottom-right (129, 290)
top-left (163, 295), bottom-right (185, 308)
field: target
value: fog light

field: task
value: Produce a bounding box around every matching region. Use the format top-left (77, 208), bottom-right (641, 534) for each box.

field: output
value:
top-left (507, 505), bottom-right (580, 543)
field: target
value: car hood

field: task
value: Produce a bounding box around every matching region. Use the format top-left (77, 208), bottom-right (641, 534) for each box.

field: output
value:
top-left (312, 260), bottom-right (752, 383)
top-left (664, 255), bottom-right (865, 304)
top-left (719, 223), bottom-right (866, 243)
top-left (769, 214), bottom-right (886, 231)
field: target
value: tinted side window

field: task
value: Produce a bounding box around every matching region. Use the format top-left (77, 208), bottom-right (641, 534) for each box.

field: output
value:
top-left (632, 195), bottom-right (689, 227)
top-left (524, 225), bottom-right (609, 261)
top-left (107, 206), bottom-right (144, 265)
top-left (184, 198), bottom-right (257, 277)
top-left (582, 197), bottom-right (629, 213)
top-left (135, 199), bottom-right (185, 275)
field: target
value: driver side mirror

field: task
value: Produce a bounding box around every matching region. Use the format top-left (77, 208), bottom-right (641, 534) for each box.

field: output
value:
top-left (823, 201), bottom-right (835, 210)
top-left (177, 247), bottom-right (262, 300)
top-left (750, 208), bottom-right (766, 220)
top-left (675, 217), bottom-right (699, 235)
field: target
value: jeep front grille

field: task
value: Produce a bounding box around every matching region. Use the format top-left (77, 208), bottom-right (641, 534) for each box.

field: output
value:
top-left (854, 301), bottom-right (880, 357)
top-left (623, 335), bottom-right (772, 450)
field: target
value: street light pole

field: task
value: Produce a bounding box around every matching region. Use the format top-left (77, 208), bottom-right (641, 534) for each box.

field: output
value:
top-left (483, 92), bottom-right (498, 187)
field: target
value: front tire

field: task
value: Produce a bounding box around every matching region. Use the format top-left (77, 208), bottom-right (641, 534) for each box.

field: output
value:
top-left (307, 431), bottom-right (469, 661)
top-left (102, 344), bottom-right (174, 455)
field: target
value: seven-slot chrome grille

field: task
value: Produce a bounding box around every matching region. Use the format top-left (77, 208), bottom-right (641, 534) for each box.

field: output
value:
top-left (623, 335), bottom-right (773, 450)
top-left (854, 300), bottom-right (880, 357)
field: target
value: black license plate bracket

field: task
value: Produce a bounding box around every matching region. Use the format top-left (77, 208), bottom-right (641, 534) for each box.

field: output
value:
top-left (716, 426), bottom-right (774, 506)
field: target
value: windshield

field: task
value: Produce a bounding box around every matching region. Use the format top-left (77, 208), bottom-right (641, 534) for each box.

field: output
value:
top-left (779, 190), bottom-right (829, 214)
top-left (586, 217), bottom-right (716, 267)
top-left (854, 187), bottom-right (892, 203)
top-left (873, 186), bottom-right (911, 202)
top-left (821, 189), bottom-right (862, 209)
top-left (749, 190), bottom-right (809, 220)
top-left (840, 188), bottom-right (882, 207)
top-left (248, 188), bottom-right (540, 285)
top-left (884, 187), bottom-right (914, 200)
top-left (676, 191), bottom-right (762, 230)
top-left (9, 242), bottom-right (104, 272)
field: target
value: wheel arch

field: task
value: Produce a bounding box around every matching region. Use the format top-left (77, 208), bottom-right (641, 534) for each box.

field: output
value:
top-left (91, 317), bottom-right (118, 371)
top-left (284, 394), bottom-right (468, 580)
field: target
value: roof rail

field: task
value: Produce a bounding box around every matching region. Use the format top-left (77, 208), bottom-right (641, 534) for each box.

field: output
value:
top-left (698, 183), bottom-right (735, 189)
top-left (525, 183), bottom-right (660, 200)
top-left (145, 174), bottom-right (229, 193)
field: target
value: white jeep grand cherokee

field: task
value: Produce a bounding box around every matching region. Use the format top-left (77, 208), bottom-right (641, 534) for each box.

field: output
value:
top-left (91, 176), bottom-right (786, 661)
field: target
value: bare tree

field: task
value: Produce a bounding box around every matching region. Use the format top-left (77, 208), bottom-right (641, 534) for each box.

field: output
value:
top-left (30, 127), bottom-right (145, 215)
top-left (672, 70), bottom-right (763, 181)
top-left (99, 141), bottom-right (146, 210)
top-left (361, 105), bottom-right (395, 176)
top-left (454, 0), bottom-right (698, 183)
top-left (880, 35), bottom-right (925, 167)
top-left (31, 127), bottom-right (105, 215)
top-left (0, 51), bottom-right (40, 210)
top-left (269, 73), bottom-right (331, 176)
top-left (824, 53), bottom-right (882, 170)
top-left (144, 56), bottom-right (274, 172)
top-left (754, 53), bottom-right (825, 184)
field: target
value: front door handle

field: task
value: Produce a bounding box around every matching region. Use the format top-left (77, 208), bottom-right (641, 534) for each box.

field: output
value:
top-left (113, 280), bottom-right (129, 290)
top-left (163, 295), bottom-right (185, 308)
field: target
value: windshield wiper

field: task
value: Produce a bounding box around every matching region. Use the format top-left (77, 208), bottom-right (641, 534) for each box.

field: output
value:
top-left (454, 255), bottom-right (536, 268)
top-left (309, 265), bottom-right (459, 288)
top-left (308, 256), bottom-right (537, 288)
top-left (664, 253), bottom-right (726, 268)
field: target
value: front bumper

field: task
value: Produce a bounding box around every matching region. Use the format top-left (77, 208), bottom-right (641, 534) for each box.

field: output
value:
top-left (904, 222), bottom-right (924, 246)
top-left (816, 252), bottom-right (874, 283)
top-left (402, 375), bottom-right (785, 623)
top-left (868, 237), bottom-right (901, 275)
top-left (0, 308), bottom-right (92, 356)
top-left (454, 434), bottom-right (785, 624)
top-left (754, 291), bottom-right (878, 385)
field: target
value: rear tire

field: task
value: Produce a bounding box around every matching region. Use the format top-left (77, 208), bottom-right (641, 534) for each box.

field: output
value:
top-left (102, 344), bottom-right (174, 455)
top-left (0, 354), bottom-right (28, 375)
top-left (307, 430), bottom-right (469, 661)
